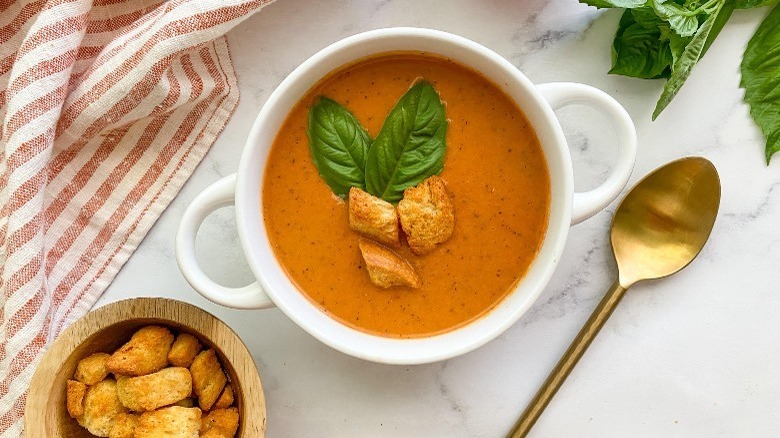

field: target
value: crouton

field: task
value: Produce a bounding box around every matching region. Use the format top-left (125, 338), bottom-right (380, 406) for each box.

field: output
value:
top-left (214, 384), bottom-right (234, 409)
top-left (397, 176), bottom-right (454, 254)
top-left (200, 407), bottom-right (239, 437)
top-left (167, 333), bottom-right (201, 368)
top-left (108, 413), bottom-right (138, 438)
top-left (106, 325), bottom-right (174, 376)
top-left (348, 187), bottom-right (400, 246)
top-left (116, 367), bottom-right (192, 412)
top-left (190, 350), bottom-right (227, 411)
top-left (76, 378), bottom-right (127, 437)
top-left (358, 239), bottom-right (420, 288)
top-left (134, 406), bottom-right (201, 438)
top-left (66, 379), bottom-right (87, 418)
top-left (74, 352), bottom-right (111, 385)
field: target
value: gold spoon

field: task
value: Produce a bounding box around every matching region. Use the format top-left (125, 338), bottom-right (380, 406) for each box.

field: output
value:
top-left (508, 156), bottom-right (720, 438)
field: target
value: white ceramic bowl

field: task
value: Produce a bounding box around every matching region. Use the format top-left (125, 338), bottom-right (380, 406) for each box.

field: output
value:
top-left (176, 28), bottom-right (636, 365)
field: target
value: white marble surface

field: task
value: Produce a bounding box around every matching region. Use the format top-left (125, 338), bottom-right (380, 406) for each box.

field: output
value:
top-left (96, 1), bottom-right (780, 436)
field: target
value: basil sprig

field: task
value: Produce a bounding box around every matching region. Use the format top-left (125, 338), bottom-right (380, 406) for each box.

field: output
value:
top-left (653, 0), bottom-right (733, 118)
top-left (581, 0), bottom-right (780, 162)
top-left (307, 81), bottom-right (447, 202)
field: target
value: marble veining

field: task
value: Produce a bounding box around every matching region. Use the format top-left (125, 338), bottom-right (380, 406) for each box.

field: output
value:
top-left (97, 1), bottom-right (780, 436)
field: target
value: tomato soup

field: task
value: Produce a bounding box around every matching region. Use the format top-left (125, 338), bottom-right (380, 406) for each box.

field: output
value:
top-left (262, 53), bottom-right (550, 338)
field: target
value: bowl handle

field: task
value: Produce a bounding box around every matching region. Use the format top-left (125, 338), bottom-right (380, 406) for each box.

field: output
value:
top-left (176, 174), bottom-right (274, 309)
top-left (538, 82), bottom-right (637, 225)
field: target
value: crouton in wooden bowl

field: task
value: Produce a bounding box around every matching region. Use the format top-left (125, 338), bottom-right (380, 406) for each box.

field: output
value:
top-left (25, 298), bottom-right (265, 437)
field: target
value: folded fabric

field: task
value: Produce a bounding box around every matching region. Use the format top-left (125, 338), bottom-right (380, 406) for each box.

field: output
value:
top-left (0, 1), bottom-right (273, 435)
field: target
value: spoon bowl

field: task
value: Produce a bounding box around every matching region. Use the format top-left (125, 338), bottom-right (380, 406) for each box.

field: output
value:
top-left (612, 157), bottom-right (721, 287)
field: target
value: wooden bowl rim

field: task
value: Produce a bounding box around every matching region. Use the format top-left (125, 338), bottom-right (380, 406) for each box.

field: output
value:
top-left (24, 297), bottom-right (265, 437)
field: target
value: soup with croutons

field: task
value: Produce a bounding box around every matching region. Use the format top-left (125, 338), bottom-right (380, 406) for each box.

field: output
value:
top-left (262, 53), bottom-right (550, 338)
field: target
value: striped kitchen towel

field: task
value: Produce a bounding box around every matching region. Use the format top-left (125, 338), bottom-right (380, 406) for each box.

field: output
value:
top-left (0, 0), bottom-right (273, 435)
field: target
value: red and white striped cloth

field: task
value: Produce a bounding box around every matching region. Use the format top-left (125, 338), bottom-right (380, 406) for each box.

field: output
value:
top-left (0, 0), bottom-right (273, 435)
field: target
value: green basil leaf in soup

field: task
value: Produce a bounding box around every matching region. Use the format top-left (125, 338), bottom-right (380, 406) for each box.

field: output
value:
top-left (652, 2), bottom-right (728, 119)
top-left (365, 80), bottom-right (447, 203)
top-left (740, 4), bottom-right (780, 162)
top-left (307, 96), bottom-right (372, 196)
top-left (651, 0), bottom-right (700, 37)
top-left (610, 9), bottom-right (673, 79)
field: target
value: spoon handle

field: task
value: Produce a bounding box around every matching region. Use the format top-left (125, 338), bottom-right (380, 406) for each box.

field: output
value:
top-left (507, 279), bottom-right (628, 438)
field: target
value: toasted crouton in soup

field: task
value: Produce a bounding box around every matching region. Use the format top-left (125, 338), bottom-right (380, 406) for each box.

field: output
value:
top-left (76, 378), bottom-right (127, 437)
top-left (200, 407), bottom-right (240, 437)
top-left (397, 175), bottom-right (455, 255)
top-left (358, 239), bottom-right (420, 288)
top-left (134, 406), bottom-right (201, 438)
top-left (167, 333), bottom-right (202, 368)
top-left (190, 349), bottom-right (228, 411)
top-left (108, 413), bottom-right (139, 438)
top-left (74, 352), bottom-right (111, 385)
top-left (348, 187), bottom-right (401, 246)
top-left (116, 367), bottom-right (192, 412)
top-left (106, 325), bottom-right (174, 376)
top-left (66, 379), bottom-right (87, 418)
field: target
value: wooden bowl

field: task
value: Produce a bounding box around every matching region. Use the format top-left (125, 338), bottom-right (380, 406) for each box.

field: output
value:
top-left (25, 298), bottom-right (266, 437)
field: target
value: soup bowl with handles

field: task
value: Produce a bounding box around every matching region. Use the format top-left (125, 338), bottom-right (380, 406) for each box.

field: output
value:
top-left (175, 27), bottom-right (636, 365)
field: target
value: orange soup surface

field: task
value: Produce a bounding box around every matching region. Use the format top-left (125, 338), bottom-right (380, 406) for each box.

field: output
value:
top-left (262, 53), bottom-right (551, 338)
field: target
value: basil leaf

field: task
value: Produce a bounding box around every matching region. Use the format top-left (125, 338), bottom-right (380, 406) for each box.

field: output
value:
top-left (580, 0), bottom-right (648, 7)
top-left (741, 4), bottom-right (780, 162)
top-left (632, 6), bottom-right (668, 28)
top-left (365, 81), bottom-right (447, 203)
top-left (735, 0), bottom-right (779, 8)
top-left (610, 9), bottom-right (673, 78)
top-left (669, 32), bottom-right (692, 66)
top-left (307, 97), bottom-right (372, 196)
top-left (652, 1), bottom-right (727, 119)
top-left (652, 0), bottom-right (700, 37)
